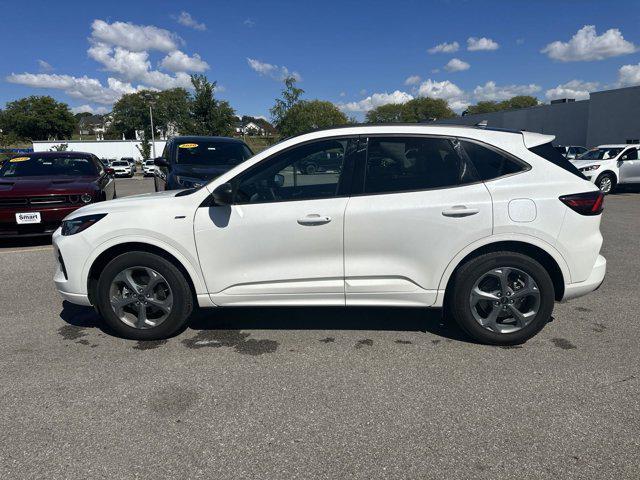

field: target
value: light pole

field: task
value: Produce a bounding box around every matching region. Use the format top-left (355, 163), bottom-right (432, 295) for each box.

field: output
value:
top-left (149, 103), bottom-right (157, 159)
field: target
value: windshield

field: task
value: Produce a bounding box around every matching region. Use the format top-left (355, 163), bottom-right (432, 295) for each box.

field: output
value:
top-left (0, 155), bottom-right (97, 177)
top-left (145, 160), bottom-right (155, 165)
top-left (176, 140), bottom-right (253, 166)
top-left (578, 148), bottom-right (623, 160)
top-left (112, 161), bottom-right (128, 166)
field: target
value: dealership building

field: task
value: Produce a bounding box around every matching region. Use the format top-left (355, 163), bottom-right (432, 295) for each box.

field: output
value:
top-left (438, 85), bottom-right (640, 148)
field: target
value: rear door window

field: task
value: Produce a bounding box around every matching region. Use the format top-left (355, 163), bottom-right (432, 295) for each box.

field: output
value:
top-left (363, 137), bottom-right (477, 194)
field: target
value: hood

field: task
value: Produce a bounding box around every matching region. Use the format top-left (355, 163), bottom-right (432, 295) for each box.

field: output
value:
top-left (570, 159), bottom-right (612, 168)
top-left (65, 189), bottom-right (183, 220)
top-left (171, 164), bottom-right (232, 180)
top-left (0, 176), bottom-right (98, 195)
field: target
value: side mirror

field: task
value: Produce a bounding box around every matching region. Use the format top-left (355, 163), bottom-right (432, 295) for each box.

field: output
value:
top-left (211, 182), bottom-right (234, 205)
top-left (154, 157), bottom-right (170, 168)
top-left (274, 173), bottom-right (285, 187)
top-left (105, 167), bottom-right (115, 176)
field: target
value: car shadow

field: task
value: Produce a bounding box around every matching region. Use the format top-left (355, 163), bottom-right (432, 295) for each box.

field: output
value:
top-left (58, 300), bottom-right (473, 344)
top-left (0, 235), bottom-right (52, 249)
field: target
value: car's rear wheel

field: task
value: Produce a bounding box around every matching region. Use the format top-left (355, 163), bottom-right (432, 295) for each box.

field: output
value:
top-left (96, 251), bottom-right (193, 340)
top-left (304, 163), bottom-right (318, 175)
top-left (595, 173), bottom-right (615, 194)
top-left (449, 252), bottom-right (554, 345)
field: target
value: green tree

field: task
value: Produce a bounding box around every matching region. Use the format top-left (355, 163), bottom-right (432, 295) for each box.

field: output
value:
top-left (365, 103), bottom-right (405, 123)
top-left (155, 88), bottom-right (192, 135)
top-left (109, 91), bottom-right (150, 139)
top-left (365, 98), bottom-right (456, 124)
top-left (279, 100), bottom-right (348, 137)
top-left (189, 75), bottom-right (236, 136)
top-left (501, 95), bottom-right (538, 110)
top-left (0, 96), bottom-right (76, 140)
top-left (270, 76), bottom-right (304, 133)
top-left (136, 138), bottom-right (152, 160)
top-left (466, 96), bottom-right (538, 115)
top-left (401, 97), bottom-right (456, 122)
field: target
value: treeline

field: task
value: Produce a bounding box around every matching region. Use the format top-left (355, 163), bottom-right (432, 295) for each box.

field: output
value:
top-left (0, 72), bottom-right (540, 146)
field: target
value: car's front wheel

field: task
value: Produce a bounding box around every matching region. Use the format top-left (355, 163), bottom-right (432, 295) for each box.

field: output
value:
top-left (449, 252), bottom-right (555, 345)
top-left (96, 251), bottom-right (193, 340)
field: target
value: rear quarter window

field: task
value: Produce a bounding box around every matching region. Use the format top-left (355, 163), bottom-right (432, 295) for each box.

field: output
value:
top-left (528, 142), bottom-right (586, 179)
top-left (460, 140), bottom-right (524, 181)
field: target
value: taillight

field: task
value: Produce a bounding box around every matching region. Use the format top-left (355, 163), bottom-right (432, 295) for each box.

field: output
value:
top-left (559, 191), bottom-right (604, 216)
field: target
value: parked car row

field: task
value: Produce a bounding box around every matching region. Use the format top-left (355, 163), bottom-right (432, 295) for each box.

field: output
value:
top-left (570, 144), bottom-right (640, 193)
top-left (49, 125), bottom-right (606, 346)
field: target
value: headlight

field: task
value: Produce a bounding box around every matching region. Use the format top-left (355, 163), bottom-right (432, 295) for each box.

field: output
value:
top-left (81, 193), bottom-right (93, 203)
top-left (579, 164), bottom-right (600, 172)
top-left (61, 214), bottom-right (107, 236)
top-left (176, 176), bottom-right (205, 189)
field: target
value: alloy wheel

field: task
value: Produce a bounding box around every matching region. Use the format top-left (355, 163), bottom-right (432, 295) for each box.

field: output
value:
top-left (598, 176), bottom-right (612, 194)
top-left (109, 266), bottom-right (173, 329)
top-left (469, 267), bottom-right (541, 334)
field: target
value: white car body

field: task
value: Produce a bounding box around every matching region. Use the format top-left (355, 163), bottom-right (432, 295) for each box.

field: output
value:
top-left (53, 125), bottom-right (605, 317)
top-left (571, 144), bottom-right (640, 189)
top-left (110, 161), bottom-right (132, 177)
top-left (143, 160), bottom-right (155, 176)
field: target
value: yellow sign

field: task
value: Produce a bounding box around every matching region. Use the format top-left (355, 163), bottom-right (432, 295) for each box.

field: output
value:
top-left (10, 156), bottom-right (31, 163)
top-left (178, 143), bottom-right (198, 149)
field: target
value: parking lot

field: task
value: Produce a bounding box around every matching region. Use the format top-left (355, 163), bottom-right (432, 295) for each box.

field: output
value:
top-left (0, 177), bottom-right (638, 479)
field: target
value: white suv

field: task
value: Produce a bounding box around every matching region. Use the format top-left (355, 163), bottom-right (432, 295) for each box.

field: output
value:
top-left (52, 125), bottom-right (606, 345)
top-left (572, 144), bottom-right (640, 193)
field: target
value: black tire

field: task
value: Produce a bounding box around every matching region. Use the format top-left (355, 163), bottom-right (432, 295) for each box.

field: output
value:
top-left (595, 173), bottom-right (616, 194)
top-left (305, 163), bottom-right (317, 175)
top-left (96, 251), bottom-right (193, 340)
top-left (449, 251), bottom-right (555, 345)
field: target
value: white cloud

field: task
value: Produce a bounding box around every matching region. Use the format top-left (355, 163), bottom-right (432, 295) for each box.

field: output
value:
top-left (359, 89), bottom-right (367, 95)
top-left (247, 58), bottom-right (300, 81)
top-left (416, 78), bottom-right (469, 111)
top-left (243, 18), bottom-right (255, 28)
top-left (617, 63), bottom-right (640, 87)
top-left (339, 91), bottom-right (346, 97)
top-left (88, 43), bottom-right (195, 90)
top-left (175, 11), bottom-right (206, 31)
top-left (38, 60), bottom-right (53, 72)
top-left (428, 41), bottom-right (459, 54)
top-left (71, 104), bottom-right (110, 115)
top-left (467, 37), bottom-right (499, 51)
top-left (473, 81), bottom-right (541, 101)
top-left (339, 90), bottom-right (414, 113)
top-left (444, 58), bottom-right (470, 72)
top-left (516, 38), bottom-right (525, 45)
top-left (160, 51), bottom-right (209, 72)
top-left (5, 73), bottom-right (138, 104)
top-left (545, 80), bottom-right (599, 101)
top-left (404, 75), bottom-right (422, 85)
top-left (90, 19), bottom-right (181, 52)
top-left (542, 25), bottom-right (636, 62)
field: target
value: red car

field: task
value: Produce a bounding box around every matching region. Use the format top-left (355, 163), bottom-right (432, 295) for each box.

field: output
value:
top-left (0, 151), bottom-right (116, 237)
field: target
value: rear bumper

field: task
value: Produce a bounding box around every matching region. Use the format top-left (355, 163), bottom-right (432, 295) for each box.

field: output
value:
top-left (561, 254), bottom-right (606, 301)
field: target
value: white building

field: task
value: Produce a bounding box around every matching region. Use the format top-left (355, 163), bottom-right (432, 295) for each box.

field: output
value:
top-left (32, 140), bottom-right (167, 161)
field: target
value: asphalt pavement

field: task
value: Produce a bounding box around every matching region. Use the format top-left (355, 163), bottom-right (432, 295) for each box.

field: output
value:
top-left (0, 177), bottom-right (638, 479)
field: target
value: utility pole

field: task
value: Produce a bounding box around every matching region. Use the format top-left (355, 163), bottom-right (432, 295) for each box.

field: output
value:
top-left (149, 103), bottom-right (157, 159)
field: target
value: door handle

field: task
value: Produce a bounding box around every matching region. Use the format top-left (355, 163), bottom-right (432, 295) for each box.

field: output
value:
top-left (297, 214), bottom-right (332, 226)
top-left (441, 206), bottom-right (479, 218)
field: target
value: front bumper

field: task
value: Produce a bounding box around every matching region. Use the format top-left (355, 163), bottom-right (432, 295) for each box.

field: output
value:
top-left (53, 228), bottom-right (92, 306)
top-left (562, 254), bottom-right (606, 301)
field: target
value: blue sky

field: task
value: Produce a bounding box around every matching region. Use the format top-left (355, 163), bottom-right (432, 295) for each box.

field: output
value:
top-left (2, 0), bottom-right (640, 119)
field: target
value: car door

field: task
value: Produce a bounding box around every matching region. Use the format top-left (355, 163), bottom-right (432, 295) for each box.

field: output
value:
top-left (618, 147), bottom-right (640, 183)
top-left (93, 156), bottom-right (115, 199)
top-left (154, 141), bottom-right (170, 191)
top-left (193, 137), bottom-right (358, 306)
top-left (344, 135), bottom-right (493, 307)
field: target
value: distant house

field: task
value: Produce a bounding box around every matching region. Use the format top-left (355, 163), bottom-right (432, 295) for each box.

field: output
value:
top-left (79, 115), bottom-right (107, 140)
top-left (234, 117), bottom-right (277, 136)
